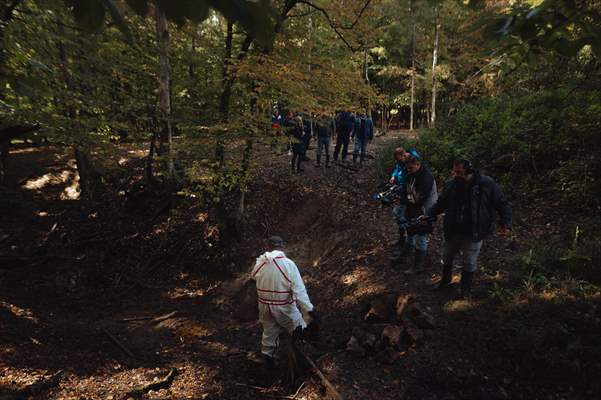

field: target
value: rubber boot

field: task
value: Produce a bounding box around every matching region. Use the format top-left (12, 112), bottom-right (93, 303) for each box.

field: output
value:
top-left (436, 264), bottom-right (453, 290)
top-left (325, 154), bottom-right (330, 168)
top-left (404, 250), bottom-right (426, 274)
top-left (297, 156), bottom-right (304, 172)
top-left (459, 271), bottom-right (474, 300)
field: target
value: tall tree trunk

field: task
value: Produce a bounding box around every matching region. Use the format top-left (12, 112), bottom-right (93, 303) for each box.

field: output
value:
top-left (57, 19), bottom-right (76, 120)
top-left (155, 5), bottom-right (174, 176)
top-left (430, 5), bottom-right (440, 129)
top-left (216, 21), bottom-right (234, 169)
top-left (189, 32), bottom-right (197, 78)
top-left (409, 0), bottom-right (416, 131)
top-left (364, 49), bottom-right (372, 117)
top-left (219, 21), bottom-right (234, 119)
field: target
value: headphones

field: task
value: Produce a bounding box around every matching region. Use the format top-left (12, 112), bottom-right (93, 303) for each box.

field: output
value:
top-left (458, 158), bottom-right (474, 173)
top-left (407, 147), bottom-right (422, 161)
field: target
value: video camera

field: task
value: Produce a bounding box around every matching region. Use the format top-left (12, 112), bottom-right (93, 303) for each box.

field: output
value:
top-left (400, 215), bottom-right (436, 236)
top-left (372, 184), bottom-right (405, 206)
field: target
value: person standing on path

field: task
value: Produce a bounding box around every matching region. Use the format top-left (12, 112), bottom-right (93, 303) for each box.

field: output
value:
top-left (352, 112), bottom-right (373, 165)
top-left (402, 155), bottom-right (438, 274)
top-left (428, 159), bottom-right (512, 299)
top-left (250, 236), bottom-right (318, 368)
top-left (285, 114), bottom-right (306, 173)
top-left (333, 110), bottom-right (354, 161)
top-left (301, 111), bottom-right (313, 162)
top-left (315, 115), bottom-right (335, 168)
top-left (388, 147), bottom-right (411, 260)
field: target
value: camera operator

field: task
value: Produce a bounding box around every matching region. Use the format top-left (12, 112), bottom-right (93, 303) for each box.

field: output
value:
top-left (401, 155), bottom-right (438, 274)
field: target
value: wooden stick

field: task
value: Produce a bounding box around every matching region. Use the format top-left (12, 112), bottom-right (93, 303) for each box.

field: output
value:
top-left (302, 352), bottom-right (343, 400)
top-left (150, 311), bottom-right (178, 325)
top-left (103, 328), bottom-right (136, 359)
top-left (118, 316), bottom-right (155, 322)
top-left (126, 368), bottom-right (177, 397)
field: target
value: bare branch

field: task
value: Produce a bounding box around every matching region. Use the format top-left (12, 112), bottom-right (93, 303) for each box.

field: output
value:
top-left (297, 0), bottom-right (373, 52)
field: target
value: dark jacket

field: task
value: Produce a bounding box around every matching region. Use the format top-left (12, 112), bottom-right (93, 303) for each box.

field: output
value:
top-left (335, 111), bottom-right (354, 134)
top-left (316, 118), bottom-right (335, 139)
top-left (405, 164), bottom-right (437, 218)
top-left (429, 172), bottom-right (512, 242)
top-left (301, 113), bottom-right (313, 142)
top-left (285, 117), bottom-right (305, 153)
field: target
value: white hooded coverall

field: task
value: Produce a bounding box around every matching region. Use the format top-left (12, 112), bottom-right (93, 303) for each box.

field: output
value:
top-left (250, 250), bottom-right (313, 357)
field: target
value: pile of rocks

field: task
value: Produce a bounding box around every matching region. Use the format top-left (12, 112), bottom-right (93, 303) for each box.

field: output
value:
top-left (346, 294), bottom-right (435, 363)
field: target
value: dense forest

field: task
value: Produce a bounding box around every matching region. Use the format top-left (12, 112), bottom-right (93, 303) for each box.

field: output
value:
top-left (1, 0), bottom-right (600, 399)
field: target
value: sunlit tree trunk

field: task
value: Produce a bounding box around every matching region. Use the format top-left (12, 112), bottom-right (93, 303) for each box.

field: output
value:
top-left (155, 5), bottom-right (174, 176)
top-left (430, 5), bottom-right (440, 128)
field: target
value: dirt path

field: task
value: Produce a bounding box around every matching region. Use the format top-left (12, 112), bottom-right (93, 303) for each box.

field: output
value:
top-left (0, 132), bottom-right (579, 399)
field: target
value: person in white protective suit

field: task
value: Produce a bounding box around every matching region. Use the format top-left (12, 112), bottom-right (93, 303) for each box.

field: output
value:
top-left (250, 236), bottom-right (317, 368)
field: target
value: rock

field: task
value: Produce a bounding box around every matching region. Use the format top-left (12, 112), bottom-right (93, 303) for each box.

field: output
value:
top-left (365, 293), bottom-right (396, 323)
top-left (378, 346), bottom-right (401, 364)
top-left (407, 302), bottom-right (436, 329)
top-left (381, 325), bottom-right (403, 349)
top-left (412, 311), bottom-right (436, 329)
top-left (346, 336), bottom-right (366, 356)
top-left (367, 323), bottom-right (389, 336)
top-left (402, 318), bottom-right (424, 345)
top-left (395, 294), bottom-right (413, 317)
top-left (351, 327), bottom-right (368, 343)
top-left (363, 333), bottom-right (378, 349)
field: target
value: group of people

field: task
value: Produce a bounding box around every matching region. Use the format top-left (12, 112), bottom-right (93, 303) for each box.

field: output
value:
top-left (248, 135), bottom-right (512, 370)
top-left (386, 146), bottom-right (512, 298)
top-left (271, 109), bottom-right (374, 172)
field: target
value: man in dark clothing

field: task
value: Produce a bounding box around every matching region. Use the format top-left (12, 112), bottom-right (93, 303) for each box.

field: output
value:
top-left (285, 114), bottom-right (306, 173)
top-left (333, 110), bottom-right (354, 161)
top-left (429, 159), bottom-right (512, 298)
top-left (315, 115), bottom-right (335, 168)
top-left (301, 112), bottom-right (313, 161)
top-left (401, 156), bottom-right (438, 274)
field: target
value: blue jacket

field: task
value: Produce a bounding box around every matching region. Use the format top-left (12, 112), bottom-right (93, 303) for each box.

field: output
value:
top-left (391, 162), bottom-right (407, 186)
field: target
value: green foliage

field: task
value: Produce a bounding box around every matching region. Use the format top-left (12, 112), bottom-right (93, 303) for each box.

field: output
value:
top-left (508, 236), bottom-right (601, 286)
top-left (470, 0), bottom-right (601, 63)
top-left (62, 0), bottom-right (279, 46)
top-left (411, 87), bottom-right (601, 206)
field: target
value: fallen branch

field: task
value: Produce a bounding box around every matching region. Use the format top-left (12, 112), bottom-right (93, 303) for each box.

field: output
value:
top-left (103, 328), bottom-right (136, 359)
top-left (293, 348), bottom-right (342, 400)
top-left (126, 368), bottom-right (177, 398)
top-left (15, 370), bottom-right (63, 400)
top-left (149, 311), bottom-right (178, 325)
top-left (118, 315), bottom-right (155, 322)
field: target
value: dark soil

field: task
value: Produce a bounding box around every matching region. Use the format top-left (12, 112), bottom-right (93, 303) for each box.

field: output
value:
top-left (1, 133), bottom-right (599, 400)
